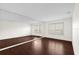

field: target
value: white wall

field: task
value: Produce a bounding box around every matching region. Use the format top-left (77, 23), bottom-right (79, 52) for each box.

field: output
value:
top-left (31, 17), bottom-right (72, 41)
top-left (0, 21), bottom-right (31, 40)
top-left (45, 17), bottom-right (72, 41)
top-left (72, 4), bottom-right (79, 55)
top-left (0, 9), bottom-right (34, 40)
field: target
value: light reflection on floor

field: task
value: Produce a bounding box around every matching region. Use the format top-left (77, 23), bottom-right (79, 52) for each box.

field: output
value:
top-left (32, 38), bottom-right (64, 55)
top-left (32, 38), bottom-right (42, 54)
top-left (55, 42), bottom-right (64, 54)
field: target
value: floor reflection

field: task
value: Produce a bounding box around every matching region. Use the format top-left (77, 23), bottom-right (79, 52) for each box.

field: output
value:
top-left (55, 42), bottom-right (64, 54)
top-left (0, 37), bottom-right (74, 55)
top-left (48, 41), bottom-right (56, 54)
top-left (32, 38), bottom-right (71, 55)
top-left (47, 40), bottom-right (64, 55)
top-left (32, 38), bottom-right (42, 54)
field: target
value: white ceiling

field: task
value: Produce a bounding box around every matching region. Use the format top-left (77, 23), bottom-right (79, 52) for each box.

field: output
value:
top-left (0, 3), bottom-right (74, 23)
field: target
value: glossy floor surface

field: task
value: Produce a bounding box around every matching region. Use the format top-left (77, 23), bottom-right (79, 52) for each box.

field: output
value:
top-left (0, 36), bottom-right (74, 55)
top-left (0, 36), bottom-right (33, 49)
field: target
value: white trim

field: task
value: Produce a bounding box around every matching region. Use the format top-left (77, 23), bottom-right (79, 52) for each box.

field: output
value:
top-left (0, 37), bottom-right (40, 51)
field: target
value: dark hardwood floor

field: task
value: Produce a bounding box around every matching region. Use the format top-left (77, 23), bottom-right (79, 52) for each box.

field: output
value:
top-left (0, 36), bottom-right (34, 49)
top-left (0, 35), bottom-right (74, 55)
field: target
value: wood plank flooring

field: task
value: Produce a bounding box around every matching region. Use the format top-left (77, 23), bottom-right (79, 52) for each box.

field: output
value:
top-left (0, 36), bottom-right (74, 55)
top-left (0, 36), bottom-right (34, 49)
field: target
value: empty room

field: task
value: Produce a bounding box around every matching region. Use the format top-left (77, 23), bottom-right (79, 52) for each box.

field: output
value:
top-left (0, 3), bottom-right (79, 55)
